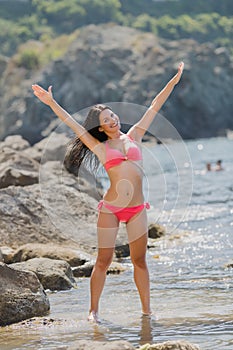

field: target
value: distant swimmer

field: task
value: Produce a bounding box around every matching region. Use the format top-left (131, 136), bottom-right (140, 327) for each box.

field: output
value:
top-left (206, 163), bottom-right (212, 172)
top-left (214, 159), bottom-right (224, 171)
top-left (205, 160), bottom-right (224, 173)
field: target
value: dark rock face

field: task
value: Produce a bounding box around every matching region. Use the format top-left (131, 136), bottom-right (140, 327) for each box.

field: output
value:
top-left (0, 25), bottom-right (233, 143)
top-left (0, 262), bottom-right (50, 326)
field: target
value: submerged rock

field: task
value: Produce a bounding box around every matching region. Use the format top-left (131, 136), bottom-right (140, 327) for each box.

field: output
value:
top-left (0, 262), bottom-right (50, 326)
top-left (72, 261), bottom-right (126, 277)
top-left (224, 260), bottom-right (233, 268)
top-left (148, 223), bottom-right (166, 239)
top-left (139, 340), bottom-right (200, 349)
top-left (115, 243), bottom-right (130, 258)
top-left (72, 261), bottom-right (94, 277)
top-left (67, 340), bottom-right (134, 350)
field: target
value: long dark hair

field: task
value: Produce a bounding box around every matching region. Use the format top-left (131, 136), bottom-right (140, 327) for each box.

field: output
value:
top-left (64, 104), bottom-right (111, 175)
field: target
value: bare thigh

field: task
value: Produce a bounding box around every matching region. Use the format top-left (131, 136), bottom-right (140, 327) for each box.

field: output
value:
top-left (126, 208), bottom-right (148, 245)
top-left (97, 210), bottom-right (119, 249)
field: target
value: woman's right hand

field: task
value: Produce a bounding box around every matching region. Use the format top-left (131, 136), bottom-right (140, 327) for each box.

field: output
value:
top-left (32, 84), bottom-right (54, 106)
top-left (173, 61), bottom-right (184, 85)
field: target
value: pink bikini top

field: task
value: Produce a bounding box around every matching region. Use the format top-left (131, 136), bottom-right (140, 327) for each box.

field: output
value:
top-left (104, 135), bottom-right (142, 171)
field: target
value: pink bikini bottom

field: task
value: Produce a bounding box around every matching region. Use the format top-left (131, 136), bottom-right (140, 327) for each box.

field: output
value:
top-left (98, 200), bottom-right (150, 223)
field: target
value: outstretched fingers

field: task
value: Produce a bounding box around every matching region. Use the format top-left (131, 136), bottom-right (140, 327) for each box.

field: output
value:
top-left (31, 84), bottom-right (53, 105)
top-left (173, 61), bottom-right (184, 85)
top-left (32, 84), bottom-right (46, 92)
top-left (178, 61), bottom-right (184, 74)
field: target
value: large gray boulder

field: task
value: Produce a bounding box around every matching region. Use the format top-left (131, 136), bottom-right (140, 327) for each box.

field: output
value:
top-left (9, 243), bottom-right (93, 266)
top-left (11, 257), bottom-right (76, 291)
top-left (0, 182), bottom-right (98, 251)
top-left (0, 262), bottom-right (50, 326)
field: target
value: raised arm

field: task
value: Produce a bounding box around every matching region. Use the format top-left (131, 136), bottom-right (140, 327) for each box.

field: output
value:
top-left (31, 84), bottom-right (100, 152)
top-left (128, 62), bottom-right (184, 141)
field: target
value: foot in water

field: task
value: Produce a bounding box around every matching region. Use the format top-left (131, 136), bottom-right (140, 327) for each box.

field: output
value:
top-left (88, 311), bottom-right (101, 324)
top-left (141, 312), bottom-right (158, 321)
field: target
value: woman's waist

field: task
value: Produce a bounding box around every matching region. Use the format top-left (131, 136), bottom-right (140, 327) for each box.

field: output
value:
top-left (106, 162), bottom-right (144, 179)
top-left (108, 173), bottom-right (143, 187)
top-left (103, 188), bottom-right (144, 207)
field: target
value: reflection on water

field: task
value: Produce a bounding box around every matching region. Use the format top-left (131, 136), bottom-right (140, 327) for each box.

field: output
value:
top-left (1, 138), bottom-right (233, 350)
top-left (1, 265), bottom-right (233, 350)
top-left (0, 309), bottom-right (154, 349)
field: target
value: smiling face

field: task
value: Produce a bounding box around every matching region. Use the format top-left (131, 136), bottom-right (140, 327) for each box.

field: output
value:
top-left (98, 108), bottom-right (121, 135)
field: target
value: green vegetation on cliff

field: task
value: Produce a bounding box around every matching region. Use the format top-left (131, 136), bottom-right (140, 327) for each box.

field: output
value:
top-left (0, 0), bottom-right (232, 60)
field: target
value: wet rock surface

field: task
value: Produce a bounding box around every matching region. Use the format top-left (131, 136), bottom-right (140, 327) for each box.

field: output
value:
top-left (140, 340), bottom-right (200, 350)
top-left (0, 263), bottom-right (50, 326)
top-left (148, 223), bottom-right (166, 239)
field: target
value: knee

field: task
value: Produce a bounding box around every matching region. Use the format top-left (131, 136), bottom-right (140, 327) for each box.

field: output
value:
top-left (131, 255), bottom-right (147, 269)
top-left (95, 256), bottom-right (112, 272)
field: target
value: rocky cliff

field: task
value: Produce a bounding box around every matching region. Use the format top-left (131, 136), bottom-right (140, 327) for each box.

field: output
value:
top-left (0, 24), bottom-right (233, 143)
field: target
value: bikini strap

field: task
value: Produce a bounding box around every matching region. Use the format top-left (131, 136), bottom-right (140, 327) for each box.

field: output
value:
top-left (97, 200), bottom-right (104, 210)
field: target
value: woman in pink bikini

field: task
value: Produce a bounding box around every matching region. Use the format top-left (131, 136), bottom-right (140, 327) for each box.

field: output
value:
top-left (32, 61), bottom-right (184, 322)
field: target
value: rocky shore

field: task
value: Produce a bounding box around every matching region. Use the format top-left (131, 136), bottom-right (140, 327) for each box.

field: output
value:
top-left (0, 133), bottom-right (201, 349)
